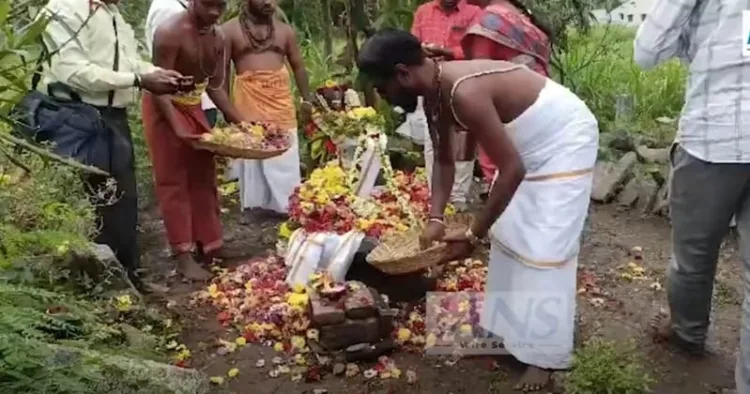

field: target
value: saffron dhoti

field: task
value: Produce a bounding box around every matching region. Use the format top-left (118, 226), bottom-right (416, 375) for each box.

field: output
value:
top-left (141, 92), bottom-right (222, 254)
top-left (232, 67), bottom-right (301, 213)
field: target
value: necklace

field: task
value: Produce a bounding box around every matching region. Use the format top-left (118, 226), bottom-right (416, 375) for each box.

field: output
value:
top-left (240, 7), bottom-right (275, 53)
top-left (425, 59), bottom-right (443, 143)
top-left (196, 26), bottom-right (220, 79)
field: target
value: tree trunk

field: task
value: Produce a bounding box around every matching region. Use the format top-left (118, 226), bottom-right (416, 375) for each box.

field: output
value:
top-left (322, 0), bottom-right (333, 58)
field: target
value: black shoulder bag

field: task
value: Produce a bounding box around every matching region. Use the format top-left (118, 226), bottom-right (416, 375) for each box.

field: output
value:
top-left (11, 16), bottom-right (120, 173)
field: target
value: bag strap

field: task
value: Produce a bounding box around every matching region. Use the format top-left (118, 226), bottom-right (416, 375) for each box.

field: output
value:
top-left (31, 43), bottom-right (51, 91)
top-left (108, 14), bottom-right (119, 109)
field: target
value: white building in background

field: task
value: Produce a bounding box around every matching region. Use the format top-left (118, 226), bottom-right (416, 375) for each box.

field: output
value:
top-left (591, 0), bottom-right (655, 28)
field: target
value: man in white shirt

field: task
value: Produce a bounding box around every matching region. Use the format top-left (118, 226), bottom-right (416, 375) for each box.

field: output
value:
top-left (145, 0), bottom-right (219, 127)
top-left (635, 1), bottom-right (750, 391)
top-left (40, 0), bottom-right (183, 292)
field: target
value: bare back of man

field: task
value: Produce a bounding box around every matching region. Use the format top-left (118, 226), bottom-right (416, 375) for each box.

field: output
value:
top-left (438, 59), bottom-right (546, 128)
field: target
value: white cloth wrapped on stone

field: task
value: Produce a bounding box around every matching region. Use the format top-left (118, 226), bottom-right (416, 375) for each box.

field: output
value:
top-left (284, 229), bottom-right (365, 286)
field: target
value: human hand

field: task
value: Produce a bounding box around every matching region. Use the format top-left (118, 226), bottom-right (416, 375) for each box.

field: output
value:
top-left (420, 219), bottom-right (446, 250)
top-left (421, 43), bottom-right (454, 59)
top-left (140, 69), bottom-right (182, 95)
top-left (441, 227), bottom-right (475, 262)
top-left (300, 99), bottom-right (314, 123)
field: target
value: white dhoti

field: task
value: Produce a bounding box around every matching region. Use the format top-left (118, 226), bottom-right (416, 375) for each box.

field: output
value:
top-left (238, 131), bottom-right (301, 213)
top-left (479, 80), bottom-right (598, 369)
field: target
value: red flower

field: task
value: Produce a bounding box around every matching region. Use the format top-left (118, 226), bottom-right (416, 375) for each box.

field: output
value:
top-left (324, 139), bottom-right (337, 154)
top-left (304, 122), bottom-right (318, 138)
top-left (217, 311), bottom-right (231, 326)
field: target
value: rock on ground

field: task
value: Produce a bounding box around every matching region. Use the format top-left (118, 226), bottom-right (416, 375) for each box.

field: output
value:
top-left (38, 340), bottom-right (211, 394)
top-left (592, 152), bottom-right (638, 202)
top-left (636, 145), bottom-right (670, 164)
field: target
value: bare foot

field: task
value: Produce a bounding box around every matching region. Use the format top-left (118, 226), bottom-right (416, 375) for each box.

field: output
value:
top-left (648, 310), bottom-right (707, 356)
top-left (201, 247), bottom-right (247, 265)
top-left (514, 365), bottom-right (552, 392)
top-left (175, 254), bottom-right (212, 281)
top-left (648, 310), bottom-right (671, 341)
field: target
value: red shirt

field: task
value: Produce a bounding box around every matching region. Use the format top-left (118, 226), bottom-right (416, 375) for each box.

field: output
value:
top-left (411, 0), bottom-right (481, 60)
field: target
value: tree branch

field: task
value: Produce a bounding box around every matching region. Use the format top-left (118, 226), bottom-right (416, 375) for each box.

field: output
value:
top-left (0, 132), bottom-right (109, 176)
top-left (0, 143), bottom-right (32, 173)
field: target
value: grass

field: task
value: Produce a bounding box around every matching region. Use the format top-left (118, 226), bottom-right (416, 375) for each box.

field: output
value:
top-left (554, 26), bottom-right (687, 145)
top-left (566, 339), bottom-right (654, 394)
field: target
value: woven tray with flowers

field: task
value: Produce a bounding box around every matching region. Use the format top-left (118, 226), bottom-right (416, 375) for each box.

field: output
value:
top-left (366, 214), bottom-right (474, 276)
top-left (193, 122), bottom-right (291, 160)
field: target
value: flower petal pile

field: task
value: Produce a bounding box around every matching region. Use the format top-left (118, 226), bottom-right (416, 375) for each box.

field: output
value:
top-left (393, 259), bottom-right (488, 350)
top-left (195, 255), bottom-right (311, 350)
top-left (204, 121), bottom-right (290, 151)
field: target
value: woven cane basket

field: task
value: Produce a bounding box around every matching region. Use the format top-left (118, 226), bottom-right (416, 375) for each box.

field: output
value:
top-left (192, 140), bottom-right (289, 160)
top-left (366, 213), bottom-right (474, 275)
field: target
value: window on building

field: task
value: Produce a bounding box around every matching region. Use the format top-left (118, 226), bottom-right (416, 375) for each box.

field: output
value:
top-left (620, 13), bottom-right (624, 20)
top-left (627, 14), bottom-right (633, 22)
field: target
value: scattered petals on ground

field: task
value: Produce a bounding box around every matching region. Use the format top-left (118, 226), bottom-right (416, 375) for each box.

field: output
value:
top-left (195, 254), bottom-right (491, 381)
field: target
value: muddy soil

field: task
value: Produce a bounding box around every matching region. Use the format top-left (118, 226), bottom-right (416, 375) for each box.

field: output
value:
top-left (139, 204), bottom-right (741, 394)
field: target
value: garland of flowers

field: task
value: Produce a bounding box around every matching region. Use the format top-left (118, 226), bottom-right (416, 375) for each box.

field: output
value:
top-left (346, 127), bottom-right (419, 228)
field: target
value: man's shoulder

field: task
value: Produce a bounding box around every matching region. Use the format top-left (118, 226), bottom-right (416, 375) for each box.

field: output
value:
top-left (461, 3), bottom-right (481, 15)
top-left (43, 0), bottom-right (89, 17)
top-left (221, 17), bottom-right (240, 32)
top-left (414, 2), bottom-right (434, 14)
top-left (154, 15), bottom-right (186, 42)
top-left (275, 19), bottom-right (295, 36)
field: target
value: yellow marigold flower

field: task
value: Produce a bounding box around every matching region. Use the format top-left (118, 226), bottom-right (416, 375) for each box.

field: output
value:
top-left (236, 337), bottom-right (247, 346)
top-left (227, 368), bottom-right (240, 378)
top-left (286, 292), bottom-right (309, 308)
top-left (425, 333), bottom-right (437, 348)
top-left (210, 376), bottom-right (224, 385)
top-left (208, 284), bottom-right (220, 299)
top-left (396, 328), bottom-right (411, 343)
top-left (273, 342), bottom-right (284, 352)
top-left (291, 335), bottom-right (306, 350)
top-left (115, 295), bottom-right (133, 312)
top-left (278, 221), bottom-right (293, 239)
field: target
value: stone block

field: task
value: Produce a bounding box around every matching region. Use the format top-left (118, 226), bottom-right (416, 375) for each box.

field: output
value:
top-left (591, 152), bottom-right (637, 202)
top-left (309, 292), bottom-right (345, 327)
top-left (635, 178), bottom-right (659, 214)
top-left (319, 317), bottom-right (381, 350)
top-left (344, 282), bottom-right (376, 319)
top-left (636, 145), bottom-right (669, 163)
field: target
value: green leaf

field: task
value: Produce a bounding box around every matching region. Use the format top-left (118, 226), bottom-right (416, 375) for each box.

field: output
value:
top-left (0, 1), bottom-right (10, 26)
top-left (310, 139), bottom-right (323, 160)
top-left (17, 17), bottom-right (48, 48)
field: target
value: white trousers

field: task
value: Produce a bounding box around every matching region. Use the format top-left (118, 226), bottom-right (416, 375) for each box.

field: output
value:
top-left (424, 129), bottom-right (474, 204)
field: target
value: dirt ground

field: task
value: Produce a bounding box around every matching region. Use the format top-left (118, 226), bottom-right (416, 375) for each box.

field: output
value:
top-left (139, 204), bottom-right (742, 394)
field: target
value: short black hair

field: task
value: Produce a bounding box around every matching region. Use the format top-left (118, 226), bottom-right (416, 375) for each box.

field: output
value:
top-left (357, 29), bottom-right (425, 80)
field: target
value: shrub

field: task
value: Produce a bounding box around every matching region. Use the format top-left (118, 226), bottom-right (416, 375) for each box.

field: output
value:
top-left (566, 339), bottom-right (654, 394)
